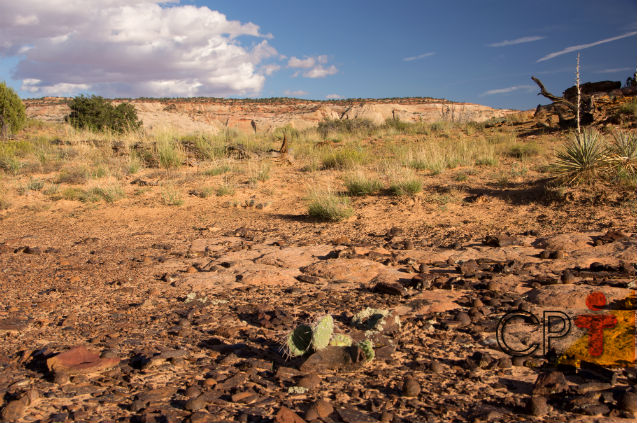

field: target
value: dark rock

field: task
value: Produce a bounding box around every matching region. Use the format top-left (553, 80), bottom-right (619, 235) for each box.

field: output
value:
top-left (305, 400), bottom-right (333, 420)
top-left (402, 377), bottom-right (420, 397)
top-left (372, 281), bottom-right (405, 296)
top-left (337, 406), bottom-right (376, 423)
top-left (533, 371), bottom-right (569, 396)
top-left (274, 406), bottom-right (306, 423)
top-left (297, 374), bottom-right (321, 390)
top-left (528, 396), bottom-right (549, 416)
top-left (618, 391), bottom-right (637, 414)
top-left (483, 235), bottom-right (518, 247)
top-left (185, 395), bottom-right (206, 411)
top-left (300, 346), bottom-right (364, 373)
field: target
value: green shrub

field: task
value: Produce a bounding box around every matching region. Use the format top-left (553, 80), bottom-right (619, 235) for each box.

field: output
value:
top-left (0, 82), bottom-right (26, 137)
top-left (344, 173), bottom-right (383, 196)
top-left (66, 95), bottom-right (142, 133)
top-left (389, 178), bottom-right (422, 196)
top-left (307, 191), bottom-right (353, 221)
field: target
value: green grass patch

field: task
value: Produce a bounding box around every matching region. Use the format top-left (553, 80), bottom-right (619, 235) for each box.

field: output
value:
top-left (307, 191), bottom-right (353, 221)
top-left (344, 173), bottom-right (383, 196)
top-left (388, 178), bottom-right (422, 196)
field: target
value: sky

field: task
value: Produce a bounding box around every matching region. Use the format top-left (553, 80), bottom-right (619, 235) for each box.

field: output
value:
top-left (0, 0), bottom-right (635, 110)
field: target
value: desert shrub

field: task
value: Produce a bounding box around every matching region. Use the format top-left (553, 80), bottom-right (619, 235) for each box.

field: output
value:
top-left (307, 190), bottom-right (353, 221)
top-left (344, 173), bottom-right (383, 196)
top-left (156, 138), bottom-right (184, 169)
top-left (161, 186), bottom-right (184, 206)
top-left (389, 178), bottom-right (422, 196)
top-left (554, 129), bottom-right (608, 184)
top-left (66, 95), bottom-right (142, 133)
top-left (317, 118), bottom-right (376, 137)
top-left (89, 184), bottom-right (125, 203)
top-left (204, 164), bottom-right (231, 176)
top-left (321, 147), bottom-right (368, 170)
top-left (0, 82), bottom-right (27, 137)
top-left (508, 142), bottom-right (540, 158)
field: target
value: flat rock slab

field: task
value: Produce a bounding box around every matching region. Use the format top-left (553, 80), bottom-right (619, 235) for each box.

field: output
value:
top-left (300, 259), bottom-right (386, 284)
top-left (526, 285), bottom-right (634, 310)
top-left (46, 346), bottom-right (120, 376)
top-left (0, 318), bottom-right (30, 333)
top-left (407, 290), bottom-right (465, 314)
top-left (255, 245), bottom-right (334, 269)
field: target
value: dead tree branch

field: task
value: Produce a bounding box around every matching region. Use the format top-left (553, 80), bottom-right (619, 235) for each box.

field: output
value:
top-left (531, 76), bottom-right (577, 113)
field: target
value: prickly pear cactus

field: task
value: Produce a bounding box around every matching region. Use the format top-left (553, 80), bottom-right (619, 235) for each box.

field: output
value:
top-left (285, 324), bottom-right (312, 357)
top-left (311, 315), bottom-right (334, 351)
top-left (329, 333), bottom-right (353, 347)
top-left (358, 339), bottom-right (375, 362)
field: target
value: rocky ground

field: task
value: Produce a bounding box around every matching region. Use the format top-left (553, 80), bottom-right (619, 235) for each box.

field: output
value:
top-left (0, 201), bottom-right (635, 422)
top-left (1, 96), bottom-right (636, 422)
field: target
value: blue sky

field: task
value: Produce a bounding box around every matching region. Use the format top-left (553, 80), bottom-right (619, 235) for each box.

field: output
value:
top-left (0, 0), bottom-right (635, 110)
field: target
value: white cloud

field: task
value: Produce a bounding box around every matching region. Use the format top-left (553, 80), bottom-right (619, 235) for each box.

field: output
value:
top-left (325, 94), bottom-right (343, 99)
top-left (287, 55), bottom-right (337, 78)
top-left (488, 36), bottom-right (544, 47)
top-left (0, 1), bottom-right (280, 97)
top-left (403, 52), bottom-right (435, 62)
top-left (283, 89), bottom-right (308, 96)
top-left (594, 67), bottom-right (633, 74)
top-left (481, 85), bottom-right (535, 96)
top-left (537, 31), bottom-right (637, 62)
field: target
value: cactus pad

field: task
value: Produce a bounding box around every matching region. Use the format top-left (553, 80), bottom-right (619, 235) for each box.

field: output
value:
top-left (286, 324), bottom-right (312, 357)
top-left (358, 339), bottom-right (375, 362)
top-left (329, 333), bottom-right (353, 347)
top-left (311, 315), bottom-right (334, 351)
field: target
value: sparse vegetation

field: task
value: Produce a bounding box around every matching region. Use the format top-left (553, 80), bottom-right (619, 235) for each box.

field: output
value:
top-left (307, 190), bottom-right (353, 221)
top-left (344, 172), bottom-right (383, 196)
top-left (66, 95), bottom-right (142, 133)
top-left (0, 82), bottom-right (27, 137)
top-left (161, 185), bottom-right (184, 206)
top-left (554, 129), bottom-right (607, 184)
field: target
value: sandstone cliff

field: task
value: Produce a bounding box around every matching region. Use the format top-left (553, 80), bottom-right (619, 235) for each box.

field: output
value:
top-left (24, 97), bottom-right (516, 134)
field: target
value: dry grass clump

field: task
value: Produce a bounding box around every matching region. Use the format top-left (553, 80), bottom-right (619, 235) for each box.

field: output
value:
top-left (344, 171), bottom-right (383, 196)
top-left (307, 189), bottom-right (353, 221)
top-left (321, 146), bottom-right (369, 170)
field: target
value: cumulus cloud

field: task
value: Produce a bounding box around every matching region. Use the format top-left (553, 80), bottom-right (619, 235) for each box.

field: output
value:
top-left (283, 89), bottom-right (308, 96)
top-left (537, 31), bottom-right (637, 62)
top-left (0, 0), bottom-right (280, 97)
top-left (480, 85), bottom-right (535, 96)
top-left (325, 94), bottom-right (343, 99)
top-left (403, 52), bottom-right (435, 62)
top-left (287, 55), bottom-right (338, 78)
top-left (487, 36), bottom-right (544, 47)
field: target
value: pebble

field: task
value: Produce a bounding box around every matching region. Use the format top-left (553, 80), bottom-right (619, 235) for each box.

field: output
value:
top-left (297, 374), bottom-right (321, 390)
top-left (402, 377), bottom-right (421, 397)
top-left (185, 395), bottom-right (206, 411)
top-left (305, 399), bottom-right (333, 420)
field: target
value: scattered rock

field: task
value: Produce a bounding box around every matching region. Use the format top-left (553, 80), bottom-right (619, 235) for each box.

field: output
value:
top-left (402, 377), bottom-right (421, 397)
top-left (305, 400), bottom-right (333, 420)
top-left (274, 406), bottom-right (306, 423)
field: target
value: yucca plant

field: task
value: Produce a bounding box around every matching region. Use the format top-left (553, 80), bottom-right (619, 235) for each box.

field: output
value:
top-left (554, 129), bottom-right (608, 184)
top-left (607, 130), bottom-right (637, 176)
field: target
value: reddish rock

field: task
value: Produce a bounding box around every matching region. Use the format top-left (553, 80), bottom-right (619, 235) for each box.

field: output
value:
top-left (274, 406), bottom-right (306, 423)
top-left (46, 346), bottom-right (120, 376)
